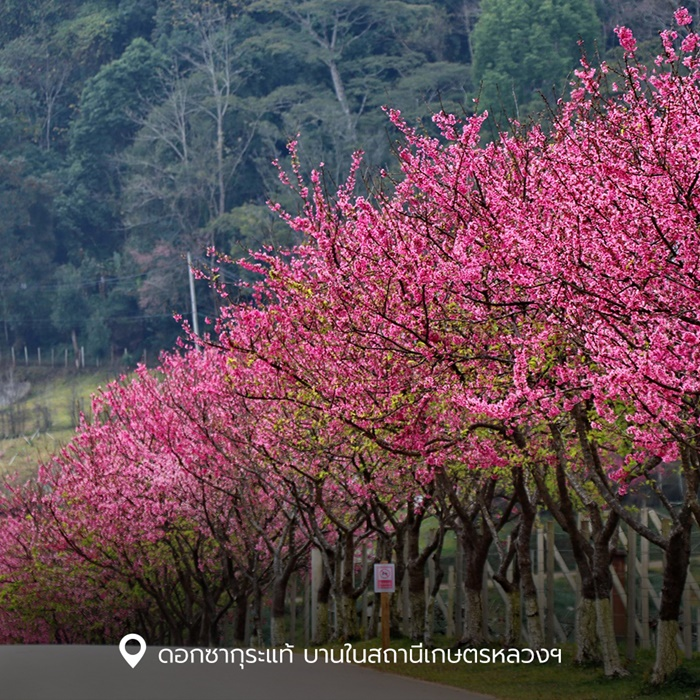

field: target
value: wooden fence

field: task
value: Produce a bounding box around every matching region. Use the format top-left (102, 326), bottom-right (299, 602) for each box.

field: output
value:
top-left (263, 510), bottom-right (700, 656)
top-left (0, 345), bottom-right (145, 369)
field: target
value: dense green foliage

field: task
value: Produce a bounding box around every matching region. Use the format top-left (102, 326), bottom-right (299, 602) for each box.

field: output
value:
top-left (472, 0), bottom-right (600, 118)
top-left (0, 0), bottom-right (680, 356)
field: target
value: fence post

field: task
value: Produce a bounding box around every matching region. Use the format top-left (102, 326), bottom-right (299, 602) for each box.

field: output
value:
top-left (482, 565), bottom-right (489, 639)
top-left (455, 537), bottom-right (464, 638)
top-left (311, 548), bottom-right (322, 642)
top-left (546, 520), bottom-right (555, 646)
top-left (289, 574), bottom-right (297, 645)
top-left (304, 576), bottom-right (310, 646)
top-left (427, 554), bottom-right (436, 642)
top-left (361, 545), bottom-right (369, 639)
top-left (37, 348), bottom-right (41, 366)
top-left (244, 602), bottom-right (251, 647)
top-left (402, 537), bottom-right (410, 635)
top-left (626, 523), bottom-right (637, 660)
top-left (380, 560), bottom-right (390, 650)
top-left (447, 565), bottom-right (455, 638)
top-left (24, 346), bottom-right (28, 366)
top-left (425, 575), bottom-right (430, 628)
top-left (683, 579), bottom-right (692, 659)
top-left (11, 346), bottom-right (15, 366)
top-left (640, 508), bottom-right (650, 649)
top-left (537, 524), bottom-right (546, 636)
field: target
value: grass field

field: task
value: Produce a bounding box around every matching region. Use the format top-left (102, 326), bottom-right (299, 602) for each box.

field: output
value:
top-left (354, 640), bottom-right (700, 700)
top-left (0, 366), bottom-right (124, 482)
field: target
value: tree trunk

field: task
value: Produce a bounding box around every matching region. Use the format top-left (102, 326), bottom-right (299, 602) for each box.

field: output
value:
top-left (424, 538), bottom-right (445, 647)
top-left (514, 507), bottom-right (543, 649)
top-left (575, 595), bottom-right (600, 664)
top-left (328, 60), bottom-right (355, 141)
top-left (340, 595), bottom-right (358, 641)
top-left (592, 540), bottom-right (628, 677)
top-left (406, 518), bottom-right (427, 641)
top-left (339, 532), bottom-right (358, 640)
top-left (522, 591), bottom-right (543, 649)
top-left (546, 418), bottom-right (621, 669)
top-left (461, 535), bottom-right (489, 645)
top-left (233, 592), bottom-right (247, 646)
top-left (595, 597), bottom-right (627, 677)
top-left (250, 584), bottom-right (264, 647)
top-left (408, 589), bottom-right (425, 642)
top-left (387, 531), bottom-right (406, 638)
top-left (504, 590), bottom-right (521, 647)
top-left (492, 525), bottom-right (520, 647)
top-left (651, 522), bottom-right (691, 685)
top-left (424, 590), bottom-right (436, 647)
top-left (270, 575), bottom-right (290, 647)
top-left (652, 620), bottom-right (682, 686)
top-left (367, 592), bottom-right (379, 639)
top-left (71, 328), bottom-right (80, 368)
top-left (463, 586), bottom-right (483, 644)
top-left (313, 570), bottom-right (332, 645)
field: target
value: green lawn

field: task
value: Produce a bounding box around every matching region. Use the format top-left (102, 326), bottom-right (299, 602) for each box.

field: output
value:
top-left (355, 640), bottom-right (700, 700)
top-left (0, 367), bottom-right (123, 481)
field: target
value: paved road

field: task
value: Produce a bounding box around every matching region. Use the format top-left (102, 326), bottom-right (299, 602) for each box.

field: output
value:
top-left (0, 646), bottom-right (495, 700)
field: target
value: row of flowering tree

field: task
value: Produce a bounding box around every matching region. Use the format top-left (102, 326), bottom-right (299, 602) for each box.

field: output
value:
top-left (1, 8), bottom-right (700, 688)
top-left (217, 7), bottom-right (700, 683)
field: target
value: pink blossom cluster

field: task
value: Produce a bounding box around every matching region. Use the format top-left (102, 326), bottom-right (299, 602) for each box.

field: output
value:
top-left (1, 12), bottom-right (699, 661)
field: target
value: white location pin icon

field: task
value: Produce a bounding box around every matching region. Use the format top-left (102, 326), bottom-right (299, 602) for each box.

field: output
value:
top-left (119, 633), bottom-right (147, 669)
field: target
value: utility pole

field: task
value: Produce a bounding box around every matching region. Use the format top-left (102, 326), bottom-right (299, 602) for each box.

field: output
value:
top-left (187, 252), bottom-right (200, 337)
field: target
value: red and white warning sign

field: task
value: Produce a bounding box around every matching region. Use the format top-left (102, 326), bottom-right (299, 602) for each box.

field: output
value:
top-left (374, 563), bottom-right (396, 593)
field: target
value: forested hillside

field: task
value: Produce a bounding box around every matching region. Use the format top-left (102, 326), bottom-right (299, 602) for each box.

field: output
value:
top-left (0, 0), bottom-right (689, 358)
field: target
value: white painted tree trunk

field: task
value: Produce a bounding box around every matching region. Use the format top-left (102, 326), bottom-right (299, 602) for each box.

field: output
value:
top-left (314, 602), bottom-right (330, 645)
top-left (523, 592), bottom-right (544, 650)
top-left (409, 590), bottom-right (425, 641)
top-left (595, 597), bottom-right (629, 677)
top-left (575, 597), bottom-right (600, 664)
top-left (651, 619), bottom-right (682, 685)
top-left (340, 595), bottom-right (358, 640)
top-left (463, 587), bottom-right (485, 645)
top-left (424, 591), bottom-right (436, 647)
top-left (503, 590), bottom-right (521, 647)
top-left (270, 615), bottom-right (287, 648)
top-left (367, 593), bottom-right (378, 639)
